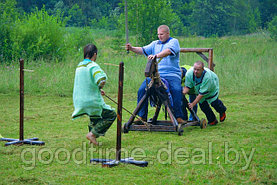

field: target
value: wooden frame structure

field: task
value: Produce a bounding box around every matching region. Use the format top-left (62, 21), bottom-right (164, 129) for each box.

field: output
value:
top-left (123, 48), bottom-right (214, 135)
top-left (180, 48), bottom-right (214, 71)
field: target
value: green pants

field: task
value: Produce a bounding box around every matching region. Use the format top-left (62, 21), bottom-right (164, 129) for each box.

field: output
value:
top-left (88, 108), bottom-right (116, 138)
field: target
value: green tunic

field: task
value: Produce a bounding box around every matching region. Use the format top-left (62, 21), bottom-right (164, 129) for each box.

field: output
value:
top-left (72, 59), bottom-right (112, 119)
top-left (185, 67), bottom-right (219, 104)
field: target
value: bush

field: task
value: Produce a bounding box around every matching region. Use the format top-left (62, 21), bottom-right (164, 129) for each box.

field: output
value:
top-left (0, 0), bottom-right (19, 62)
top-left (268, 16), bottom-right (277, 40)
top-left (63, 27), bottom-right (96, 58)
top-left (11, 7), bottom-right (66, 60)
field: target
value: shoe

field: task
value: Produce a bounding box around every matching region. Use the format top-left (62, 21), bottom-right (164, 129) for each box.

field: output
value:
top-left (208, 119), bottom-right (218, 126)
top-left (177, 118), bottom-right (187, 124)
top-left (220, 112), bottom-right (226, 122)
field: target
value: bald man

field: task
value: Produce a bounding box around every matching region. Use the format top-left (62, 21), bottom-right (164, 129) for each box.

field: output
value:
top-left (183, 61), bottom-right (227, 125)
top-left (126, 25), bottom-right (185, 124)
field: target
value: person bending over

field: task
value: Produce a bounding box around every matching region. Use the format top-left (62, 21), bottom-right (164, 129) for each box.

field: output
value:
top-left (183, 61), bottom-right (226, 125)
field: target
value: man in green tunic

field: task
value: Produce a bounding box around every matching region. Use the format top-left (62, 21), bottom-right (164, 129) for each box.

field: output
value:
top-left (183, 61), bottom-right (226, 125)
top-left (72, 44), bottom-right (116, 145)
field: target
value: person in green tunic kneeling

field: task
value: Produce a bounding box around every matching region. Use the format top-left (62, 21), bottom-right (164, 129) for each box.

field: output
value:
top-left (182, 61), bottom-right (227, 125)
top-left (72, 44), bottom-right (116, 145)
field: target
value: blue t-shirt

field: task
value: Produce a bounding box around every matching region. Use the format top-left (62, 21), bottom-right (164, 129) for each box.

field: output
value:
top-left (142, 37), bottom-right (181, 80)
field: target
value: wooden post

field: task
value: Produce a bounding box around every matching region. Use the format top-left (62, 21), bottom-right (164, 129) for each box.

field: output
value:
top-left (116, 62), bottom-right (124, 161)
top-left (19, 59), bottom-right (24, 141)
top-left (208, 48), bottom-right (214, 71)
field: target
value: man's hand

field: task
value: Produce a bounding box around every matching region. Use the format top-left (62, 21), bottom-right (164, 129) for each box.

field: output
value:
top-left (100, 89), bottom-right (105, 96)
top-left (99, 81), bottom-right (106, 89)
top-left (188, 102), bottom-right (196, 110)
top-left (188, 94), bottom-right (203, 110)
top-left (125, 43), bottom-right (132, 51)
top-left (147, 55), bottom-right (157, 60)
top-left (182, 86), bottom-right (190, 95)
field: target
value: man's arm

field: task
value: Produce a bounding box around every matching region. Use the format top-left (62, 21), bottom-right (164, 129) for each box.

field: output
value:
top-left (182, 86), bottom-right (190, 95)
top-left (126, 43), bottom-right (143, 55)
top-left (188, 94), bottom-right (203, 110)
top-left (148, 49), bottom-right (172, 60)
top-left (99, 81), bottom-right (106, 96)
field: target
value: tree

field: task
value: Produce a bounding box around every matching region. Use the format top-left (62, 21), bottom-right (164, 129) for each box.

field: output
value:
top-left (268, 16), bottom-right (277, 40)
top-left (123, 0), bottom-right (184, 45)
top-left (67, 4), bottom-right (85, 27)
top-left (0, 0), bottom-right (19, 62)
top-left (190, 0), bottom-right (234, 37)
top-left (259, 0), bottom-right (277, 28)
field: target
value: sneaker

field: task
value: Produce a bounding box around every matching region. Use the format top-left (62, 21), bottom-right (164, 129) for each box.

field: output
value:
top-left (177, 118), bottom-right (187, 124)
top-left (220, 112), bottom-right (226, 122)
top-left (208, 119), bottom-right (218, 126)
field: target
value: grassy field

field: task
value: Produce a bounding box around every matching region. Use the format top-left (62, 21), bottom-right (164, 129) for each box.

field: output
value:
top-left (0, 33), bottom-right (276, 184)
top-left (0, 93), bottom-right (276, 184)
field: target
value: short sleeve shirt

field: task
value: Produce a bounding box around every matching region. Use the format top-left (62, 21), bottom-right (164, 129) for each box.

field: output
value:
top-left (142, 37), bottom-right (181, 79)
top-left (185, 67), bottom-right (219, 103)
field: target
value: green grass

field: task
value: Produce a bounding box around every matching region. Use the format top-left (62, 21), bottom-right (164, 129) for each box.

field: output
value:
top-left (0, 93), bottom-right (276, 184)
top-left (1, 33), bottom-right (276, 96)
top-left (0, 33), bottom-right (276, 184)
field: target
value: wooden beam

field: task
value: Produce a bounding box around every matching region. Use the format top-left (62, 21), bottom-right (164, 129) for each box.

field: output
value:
top-left (180, 48), bottom-right (212, 53)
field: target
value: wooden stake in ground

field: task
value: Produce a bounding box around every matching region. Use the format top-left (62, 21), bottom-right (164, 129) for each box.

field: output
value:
top-left (90, 62), bottom-right (148, 167)
top-left (0, 59), bottom-right (45, 146)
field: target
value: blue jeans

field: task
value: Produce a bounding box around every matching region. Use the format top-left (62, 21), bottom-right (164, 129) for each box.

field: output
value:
top-left (137, 76), bottom-right (184, 119)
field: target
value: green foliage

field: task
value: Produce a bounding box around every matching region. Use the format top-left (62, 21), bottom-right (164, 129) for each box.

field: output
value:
top-left (189, 0), bottom-right (263, 37)
top-left (1, 32), bottom-right (276, 96)
top-left (10, 7), bottom-right (66, 60)
top-left (0, 3), bottom-right (96, 63)
top-left (67, 4), bottom-right (85, 27)
top-left (91, 7), bottom-right (121, 30)
top-left (190, 0), bottom-right (236, 37)
top-left (0, 0), bottom-right (19, 62)
top-left (9, 0), bottom-right (277, 37)
top-left (268, 16), bottom-right (277, 40)
top-left (122, 0), bottom-right (184, 45)
top-left (63, 27), bottom-right (96, 58)
top-left (259, 0), bottom-right (277, 28)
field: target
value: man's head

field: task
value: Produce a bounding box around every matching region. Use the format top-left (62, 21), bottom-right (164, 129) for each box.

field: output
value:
top-left (84, 44), bottom-right (97, 60)
top-left (193, 61), bottom-right (204, 78)
top-left (157, 25), bottom-right (170, 43)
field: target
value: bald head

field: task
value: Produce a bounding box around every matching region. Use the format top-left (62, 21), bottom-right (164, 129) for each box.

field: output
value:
top-left (193, 61), bottom-right (204, 78)
top-left (157, 25), bottom-right (170, 42)
top-left (158, 25), bottom-right (170, 33)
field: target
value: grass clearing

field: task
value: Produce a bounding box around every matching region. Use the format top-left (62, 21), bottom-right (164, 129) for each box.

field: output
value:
top-left (0, 93), bottom-right (276, 184)
top-left (0, 33), bottom-right (276, 184)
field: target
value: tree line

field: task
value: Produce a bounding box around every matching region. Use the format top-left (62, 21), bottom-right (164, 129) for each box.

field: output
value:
top-left (1, 0), bottom-right (276, 62)
top-left (14, 0), bottom-right (277, 36)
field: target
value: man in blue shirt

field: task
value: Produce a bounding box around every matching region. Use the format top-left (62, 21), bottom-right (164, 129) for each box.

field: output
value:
top-left (183, 61), bottom-right (227, 125)
top-left (126, 25), bottom-right (185, 124)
